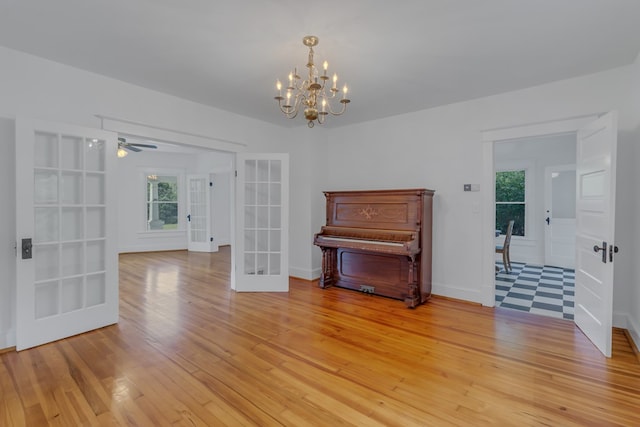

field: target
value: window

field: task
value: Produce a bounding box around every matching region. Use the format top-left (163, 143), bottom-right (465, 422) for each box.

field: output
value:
top-left (496, 170), bottom-right (526, 236)
top-left (146, 174), bottom-right (179, 230)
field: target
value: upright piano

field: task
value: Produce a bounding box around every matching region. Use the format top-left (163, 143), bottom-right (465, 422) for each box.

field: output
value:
top-left (313, 188), bottom-right (434, 308)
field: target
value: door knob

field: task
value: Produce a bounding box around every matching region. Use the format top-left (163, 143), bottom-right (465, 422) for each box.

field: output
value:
top-left (593, 241), bottom-right (607, 263)
top-left (545, 216), bottom-right (550, 225)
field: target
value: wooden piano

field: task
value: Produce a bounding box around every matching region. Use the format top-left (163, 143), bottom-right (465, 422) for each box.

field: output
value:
top-left (313, 188), bottom-right (434, 308)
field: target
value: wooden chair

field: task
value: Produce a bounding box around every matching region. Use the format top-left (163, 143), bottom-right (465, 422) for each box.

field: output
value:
top-left (496, 220), bottom-right (515, 273)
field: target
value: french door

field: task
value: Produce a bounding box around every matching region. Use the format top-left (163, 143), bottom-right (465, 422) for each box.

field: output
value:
top-left (574, 112), bottom-right (617, 357)
top-left (15, 118), bottom-right (118, 350)
top-left (187, 174), bottom-right (217, 252)
top-left (234, 153), bottom-right (289, 292)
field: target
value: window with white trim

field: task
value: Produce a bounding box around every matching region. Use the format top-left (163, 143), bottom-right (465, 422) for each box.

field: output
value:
top-left (145, 174), bottom-right (179, 231)
top-left (495, 169), bottom-right (526, 237)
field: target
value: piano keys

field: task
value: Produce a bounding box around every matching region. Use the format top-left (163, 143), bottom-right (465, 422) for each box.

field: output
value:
top-left (314, 188), bottom-right (434, 308)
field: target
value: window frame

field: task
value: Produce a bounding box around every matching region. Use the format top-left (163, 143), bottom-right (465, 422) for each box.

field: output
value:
top-left (139, 168), bottom-right (185, 233)
top-left (495, 160), bottom-right (533, 239)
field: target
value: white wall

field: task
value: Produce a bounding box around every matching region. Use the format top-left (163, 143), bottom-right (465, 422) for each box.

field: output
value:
top-left (0, 46), bottom-right (323, 348)
top-left (495, 134), bottom-right (576, 265)
top-left (0, 118), bottom-right (16, 349)
top-left (627, 53), bottom-right (640, 349)
top-left (326, 65), bottom-right (636, 323)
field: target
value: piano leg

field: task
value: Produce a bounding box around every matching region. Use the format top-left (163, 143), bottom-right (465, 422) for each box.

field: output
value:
top-left (404, 257), bottom-right (420, 308)
top-left (319, 248), bottom-right (335, 288)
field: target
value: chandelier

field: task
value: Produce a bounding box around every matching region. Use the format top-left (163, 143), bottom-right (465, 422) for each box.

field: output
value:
top-left (274, 35), bottom-right (350, 128)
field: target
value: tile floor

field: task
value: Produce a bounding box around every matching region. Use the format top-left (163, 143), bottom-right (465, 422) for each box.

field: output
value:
top-left (495, 261), bottom-right (575, 320)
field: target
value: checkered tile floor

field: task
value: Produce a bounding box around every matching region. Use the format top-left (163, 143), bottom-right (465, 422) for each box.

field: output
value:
top-left (495, 262), bottom-right (575, 320)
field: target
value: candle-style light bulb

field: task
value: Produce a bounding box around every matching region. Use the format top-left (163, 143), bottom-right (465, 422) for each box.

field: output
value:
top-left (322, 98), bottom-right (326, 112)
top-left (343, 84), bottom-right (348, 99)
top-left (276, 79), bottom-right (282, 97)
top-left (332, 73), bottom-right (337, 89)
top-left (286, 91), bottom-right (292, 106)
top-left (323, 61), bottom-right (328, 76)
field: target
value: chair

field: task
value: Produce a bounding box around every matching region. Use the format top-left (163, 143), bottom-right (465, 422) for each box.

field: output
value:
top-left (496, 220), bottom-right (514, 273)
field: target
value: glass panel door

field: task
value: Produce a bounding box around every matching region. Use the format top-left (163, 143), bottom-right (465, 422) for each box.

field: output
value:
top-left (16, 118), bottom-right (118, 350)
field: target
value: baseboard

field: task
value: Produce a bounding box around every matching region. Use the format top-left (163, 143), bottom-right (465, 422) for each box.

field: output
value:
top-left (625, 314), bottom-right (640, 359)
top-left (289, 266), bottom-right (320, 281)
top-left (0, 328), bottom-right (15, 350)
top-left (431, 281), bottom-right (484, 305)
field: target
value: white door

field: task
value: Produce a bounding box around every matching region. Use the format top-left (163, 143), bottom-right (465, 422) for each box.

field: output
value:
top-left (187, 174), bottom-right (217, 252)
top-left (544, 165), bottom-right (576, 269)
top-left (15, 118), bottom-right (118, 350)
top-left (574, 112), bottom-right (617, 357)
top-left (234, 153), bottom-right (289, 292)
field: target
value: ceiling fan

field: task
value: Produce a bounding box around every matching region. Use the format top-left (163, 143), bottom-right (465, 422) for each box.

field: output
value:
top-left (117, 137), bottom-right (158, 153)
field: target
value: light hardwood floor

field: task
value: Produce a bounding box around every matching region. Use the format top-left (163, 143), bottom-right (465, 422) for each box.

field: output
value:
top-left (2, 247), bottom-right (640, 426)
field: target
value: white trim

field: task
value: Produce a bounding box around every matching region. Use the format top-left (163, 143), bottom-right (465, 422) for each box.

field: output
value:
top-left (96, 115), bottom-right (247, 152)
top-left (481, 115), bottom-right (599, 308)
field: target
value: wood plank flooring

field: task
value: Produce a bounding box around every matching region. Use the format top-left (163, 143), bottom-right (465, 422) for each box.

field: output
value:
top-left (2, 247), bottom-right (640, 426)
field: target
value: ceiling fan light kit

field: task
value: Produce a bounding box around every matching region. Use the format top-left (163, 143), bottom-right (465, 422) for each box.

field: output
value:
top-left (117, 137), bottom-right (157, 158)
top-left (274, 35), bottom-right (350, 128)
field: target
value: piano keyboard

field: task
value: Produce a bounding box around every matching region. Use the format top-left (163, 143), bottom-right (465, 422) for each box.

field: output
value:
top-left (320, 236), bottom-right (404, 247)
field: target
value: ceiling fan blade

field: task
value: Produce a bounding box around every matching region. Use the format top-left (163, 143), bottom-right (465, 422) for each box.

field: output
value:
top-left (124, 145), bottom-right (142, 152)
top-left (127, 143), bottom-right (157, 149)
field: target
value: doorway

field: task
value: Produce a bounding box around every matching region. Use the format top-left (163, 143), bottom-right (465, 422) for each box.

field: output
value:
top-left (493, 133), bottom-right (576, 320)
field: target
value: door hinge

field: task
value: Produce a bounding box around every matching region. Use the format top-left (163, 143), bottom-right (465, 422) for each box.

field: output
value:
top-left (235, 170), bottom-right (238, 178)
top-left (210, 181), bottom-right (213, 187)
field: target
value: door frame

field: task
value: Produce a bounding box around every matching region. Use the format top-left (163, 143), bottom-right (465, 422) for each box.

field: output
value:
top-left (480, 115), bottom-right (599, 307)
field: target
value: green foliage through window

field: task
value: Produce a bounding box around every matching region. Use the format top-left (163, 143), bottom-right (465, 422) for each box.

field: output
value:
top-left (496, 170), bottom-right (525, 236)
top-left (146, 175), bottom-right (179, 230)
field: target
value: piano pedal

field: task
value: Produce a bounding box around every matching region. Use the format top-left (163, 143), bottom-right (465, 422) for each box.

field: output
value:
top-left (359, 285), bottom-right (375, 294)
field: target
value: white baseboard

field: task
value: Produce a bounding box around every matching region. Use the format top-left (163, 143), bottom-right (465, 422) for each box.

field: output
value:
top-left (289, 266), bottom-right (319, 281)
top-left (119, 243), bottom-right (187, 253)
top-left (431, 281), bottom-right (484, 304)
top-left (615, 312), bottom-right (640, 352)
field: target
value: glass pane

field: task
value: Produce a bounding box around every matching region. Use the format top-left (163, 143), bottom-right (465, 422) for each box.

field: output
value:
top-left (244, 252), bottom-right (256, 275)
top-left (270, 206), bottom-right (281, 229)
top-left (269, 183), bottom-right (281, 205)
top-left (257, 183), bottom-right (269, 205)
top-left (86, 273), bottom-right (106, 307)
top-left (269, 230), bottom-right (281, 252)
top-left (244, 160), bottom-right (256, 182)
top-left (244, 229), bottom-right (256, 251)
top-left (269, 253), bottom-right (281, 275)
top-left (244, 206), bottom-right (256, 228)
top-left (34, 170), bottom-right (58, 204)
top-left (86, 207), bottom-right (105, 239)
top-left (257, 206), bottom-right (269, 228)
top-left (34, 132), bottom-right (58, 168)
top-left (245, 183), bottom-right (257, 205)
top-left (496, 170), bottom-right (525, 202)
top-left (269, 160), bottom-right (281, 183)
top-left (257, 230), bottom-right (269, 251)
top-left (257, 253), bottom-right (268, 275)
top-left (156, 178), bottom-right (178, 201)
top-left (496, 204), bottom-right (525, 236)
top-left (35, 208), bottom-right (59, 243)
top-left (34, 244), bottom-right (59, 281)
top-left (61, 207), bottom-right (84, 241)
top-left (85, 173), bottom-right (105, 205)
top-left (86, 139), bottom-right (105, 171)
top-left (61, 277), bottom-right (83, 313)
top-left (257, 160), bottom-right (269, 181)
top-left (86, 240), bottom-right (105, 273)
top-left (61, 135), bottom-right (83, 170)
top-left (35, 281), bottom-right (59, 319)
top-left (61, 172), bottom-right (83, 204)
top-left (61, 242), bottom-right (84, 276)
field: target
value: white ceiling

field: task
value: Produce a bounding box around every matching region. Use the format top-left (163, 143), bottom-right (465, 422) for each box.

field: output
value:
top-left (1, 0), bottom-right (640, 129)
